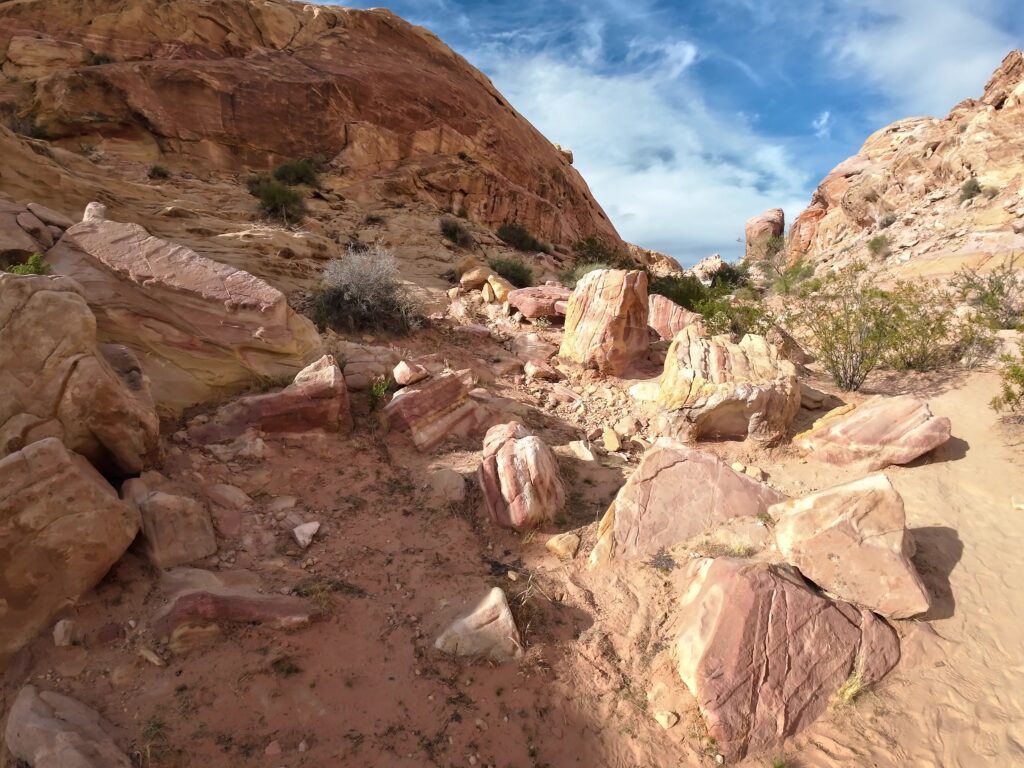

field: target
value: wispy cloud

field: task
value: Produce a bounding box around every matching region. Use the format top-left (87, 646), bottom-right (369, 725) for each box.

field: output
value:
top-left (811, 110), bottom-right (831, 139)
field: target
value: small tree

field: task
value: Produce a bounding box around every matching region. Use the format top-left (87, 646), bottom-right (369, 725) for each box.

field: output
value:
top-left (883, 282), bottom-right (958, 371)
top-left (991, 338), bottom-right (1024, 413)
top-left (792, 266), bottom-right (892, 390)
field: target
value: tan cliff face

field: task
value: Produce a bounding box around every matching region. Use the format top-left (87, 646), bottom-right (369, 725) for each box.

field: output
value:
top-left (787, 50), bottom-right (1024, 279)
top-left (0, 0), bottom-right (620, 252)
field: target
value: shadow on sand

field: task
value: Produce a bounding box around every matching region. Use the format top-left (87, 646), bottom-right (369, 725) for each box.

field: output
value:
top-left (910, 525), bottom-right (964, 621)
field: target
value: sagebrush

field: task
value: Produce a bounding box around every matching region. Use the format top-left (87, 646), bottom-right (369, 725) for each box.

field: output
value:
top-left (247, 174), bottom-right (306, 224)
top-left (273, 158), bottom-right (319, 186)
top-left (313, 244), bottom-right (422, 333)
top-left (440, 217), bottom-right (474, 248)
top-left (487, 257), bottom-right (534, 288)
top-left (497, 223), bottom-right (550, 253)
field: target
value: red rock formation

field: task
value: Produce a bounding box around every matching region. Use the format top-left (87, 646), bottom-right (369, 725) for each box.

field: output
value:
top-left (647, 293), bottom-right (704, 340)
top-left (0, 0), bottom-right (620, 250)
top-left (559, 269), bottom-right (649, 375)
top-left (744, 208), bottom-right (784, 260)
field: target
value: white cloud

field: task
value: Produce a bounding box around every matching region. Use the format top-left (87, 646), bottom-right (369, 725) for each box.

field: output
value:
top-left (811, 110), bottom-right (831, 138)
top-left (480, 54), bottom-right (810, 262)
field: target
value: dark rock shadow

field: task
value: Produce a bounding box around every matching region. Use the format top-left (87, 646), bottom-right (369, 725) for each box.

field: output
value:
top-left (909, 526), bottom-right (963, 621)
top-left (907, 434), bottom-right (970, 466)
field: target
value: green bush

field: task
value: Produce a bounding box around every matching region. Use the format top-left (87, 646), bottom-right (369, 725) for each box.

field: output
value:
top-left (792, 266), bottom-right (893, 390)
top-left (313, 243), bottom-right (422, 333)
top-left (991, 338), bottom-right (1024, 413)
top-left (8, 253), bottom-right (49, 275)
top-left (648, 274), bottom-right (709, 310)
top-left (487, 257), bottom-right (534, 288)
top-left (698, 298), bottom-right (774, 337)
top-left (148, 164), bottom-right (170, 180)
top-left (572, 236), bottom-right (631, 268)
top-left (960, 177), bottom-right (982, 203)
top-left (273, 158), bottom-right (319, 187)
top-left (772, 260), bottom-right (815, 295)
top-left (247, 174), bottom-right (306, 224)
top-left (496, 223), bottom-right (549, 254)
top-left (867, 235), bottom-right (890, 257)
top-left (560, 261), bottom-right (609, 289)
top-left (882, 282), bottom-right (959, 371)
top-left (952, 255), bottom-right (1024, 329)
top-left (440, 217), bottom-right (474, 248)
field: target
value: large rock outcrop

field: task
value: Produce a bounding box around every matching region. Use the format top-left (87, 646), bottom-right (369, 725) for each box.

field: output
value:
top-left (786, 50), bottom-right (1024, 280)
top-left (4, 686), bottom-right (132, 768)
top-left (589, 438), bottom-right (785, 567)
top-left (0, 272), bottom-right (159, 475)
top-left (772, 474), bottom-right (931, 619)
top-left (0, 438), bottom-right (139, 663)
top-left (655, 327), bottom-right (800, 444)
top-left (559, 269), bottom-right (649, 375)
top-left (477, 422), bottom-right (565, 532)
top-left (46, 205), bottom-right (323, 414)
top-left (673, 558), bottom-right (900, 760)
top-left (794, 395), bottom-right (951, 470)
top-left (744, 208), bottom-right (785, 260)
top-left (0, 0), bottom-right (620, 250)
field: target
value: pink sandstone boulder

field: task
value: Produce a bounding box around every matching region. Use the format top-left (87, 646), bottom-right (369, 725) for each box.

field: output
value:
top-left (4, 686), bottom-right (131, 768)
top-left (559, 269), bottom-right (649, 374)
top-left (589, 438), bottom-right (785, 567)
top-left (46, 204), bottom-right (323, 414)
top-left (0, 273), bottom-right (159, 475)
top-left (673, 557), bottom-right (900, 760)
top-left (656, 326), bottom-right (800, 444)
top-left (478, 422), bottom-right (565, 531)
top-left (771, 473), bottom-right (931, 618)
top-left (152, 568), bottom-right (320, 643)
top-left (744, 208), bottom-right (785, 260)
top-left (647, 293), bottom-right (704, 340)
top-left (794, 395), bottom-right (951, 470)
top-left (188, 355), bottom-right (352, 443)
top-left (507, 284), bottom-right (571, 319)
top-left (383, 371), bottom-right (492, 452)
top-left (0, 438), bottom-right (140, 664)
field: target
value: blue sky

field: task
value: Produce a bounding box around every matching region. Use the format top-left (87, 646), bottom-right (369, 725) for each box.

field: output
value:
top-left (337, 0), bottom-right (1023, 264)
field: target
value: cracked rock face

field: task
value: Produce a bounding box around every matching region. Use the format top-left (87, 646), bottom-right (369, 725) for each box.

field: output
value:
top-left (559, 269), bottom-right (649, 375)
top-left (478, 421), bottom-right (565, 532)
top-left (46, 210), bottom-right (323, 415)
top-left (656, 327), bottom-right (800, 444)
top-left (0, 273), bottom-right (159, 475)
top-left (434, 587), bottom-right (523, 663)
top-left (673, 558), bottom-right (900, 760)
top-left (589, 438), bottom-right (785, 567)
top-left (772, 473), bottom-right (931, 619)
top-left (794, 395), bottom-right (951, 470)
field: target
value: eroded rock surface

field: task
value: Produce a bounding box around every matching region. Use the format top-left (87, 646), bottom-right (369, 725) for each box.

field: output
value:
top-left (673, 558), bottom-right (900, 760)
top-left (559, 269), bottom-right (649, 375)
top-left (647, 293), bottom-right (703, 341)
top-left (772, 473), bottom-right (931, 618)
top-left (656, 327), bottom-right (800, 444)
top-left (794, 395), bottom-right (951, 470)
top-left (478, 422), bottom-right (565, 531)
top-left (589, 438), bottom-right (785, 567)
top-left (383, 372), bottom-right (492, 452)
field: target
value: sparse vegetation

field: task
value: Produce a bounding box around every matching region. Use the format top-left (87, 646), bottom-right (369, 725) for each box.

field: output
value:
top-left (882, 282), bottom-right (960, 372)
top-left (440, 216), bottom-right (474, 248)
top-left (7, 253), bottom-right (49, 275)
top-left (647, 273), bottom-right (708, 310)
top-left (247, 174), bottom-right (306, 224)
top-left (273, 158), bottom-right (319, 186)
top-left (368, 375), bottom-right (391, 409)
top-left (835, 670), bottom-right (869, 705)
top-left (363, 213), bottom-right (386, 226)
top-left (648, 272), bottom-right (771, 337)
top-left (991, 338), bottom-right (1024, 414)
top-left (497, 222), bottom-right (550, 253)
top-left (772, 259), bottom-right (816, 296)
top-left (313, 243), bottom-right (422, 334)
top-left (867, 234), bottom-right (890, 257)
top-left (147, 164), bottom-right (170, 180)
top-left (648, 550), bottom-right (677, 573)
top-left (488, 256), bottom-right (534, 288)
top-left (960, 176), bottom-right (982, 203)
top-left (560, 261), bottom-right (609, 288)
top-left (952, 255), bottom-right (1024, 329)
top-left (572, 235), bottom-right (631, 269)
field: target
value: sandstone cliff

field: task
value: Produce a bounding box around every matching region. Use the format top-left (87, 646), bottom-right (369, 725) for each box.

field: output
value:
top-left (0, 0), bottom-right (620, 272)
top-left (787, 50), bottom-right (1024, 279)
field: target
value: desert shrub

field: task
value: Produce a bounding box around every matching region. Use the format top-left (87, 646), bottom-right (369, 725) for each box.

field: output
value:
top-left (772, 260), bottom-right (815, 295)
top-left (867, 235), bottom-right (890, 257)
top-left (561, 261), bottom-right (609, 289)
top-left (148, 164), bottom-right (170, 180)
top-left (991, 338), bottom-right (1024, 413)
top-left (953, 322), bottom-right (999, 369)
top-left (273, 158), bottom-right (319, 186)
top-left (648, 273), bottom-right (709, 310)
top-left (792, 266), bottom-right (893, 391)
top-left (879, 212), bottom-right (897, 229)
top-left (487, 257), bottom-right (534, 288)
top-left (572, 235), bottom-right (631, 269)
top-left (960, 177), bottom-right (982, 202)
top-left (709, 261), bottom-right (748, 290)
top-left (5, 113), bottom-right (46, 139)
top-left (440, 217), bottom-right (474, 248)
top-left (313, 243), bottom-right (422, 333)
top-left (882, 282), bottom-right (959, 371)
top-left (456, 205), bottom-right (469, 218)
top-left (497, 222), bottom-right (550, 253)
top-left (247, 174), bottom-right (306, 223)
top-left (368, 375), bottom-right (391, 409)
top-left (363, 213), bottom-right (385, 226)
top-left (952, 256), bottom-right (1024, 329)
top-left (699, 298), bottom-right (774, 337)
top-left (8, 253), bottom-right (49, 275)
